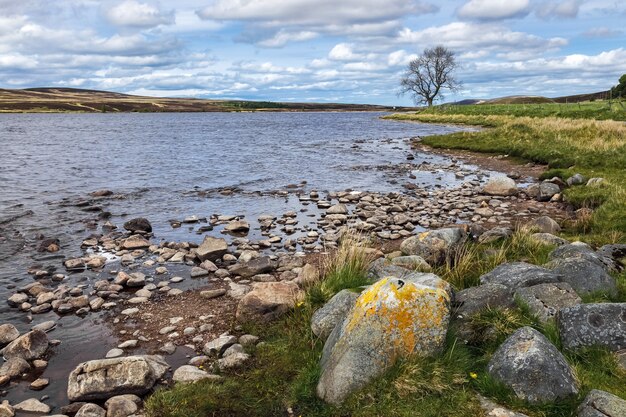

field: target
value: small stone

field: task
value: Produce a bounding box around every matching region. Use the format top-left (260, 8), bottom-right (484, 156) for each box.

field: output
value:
top-left (13, 398), bottom-right (51, 414)
top-left (106, 348), bottom-right (124, 358)
top-left (29, 378), bottom-right (49, 390)
top-left (118, 340), bottom-right (138, 349)
top-left (200, 289), bottom-right (227, 299)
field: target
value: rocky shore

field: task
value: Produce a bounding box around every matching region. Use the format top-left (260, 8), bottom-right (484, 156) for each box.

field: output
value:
top-left (1, 141), bottom-right (621, 417)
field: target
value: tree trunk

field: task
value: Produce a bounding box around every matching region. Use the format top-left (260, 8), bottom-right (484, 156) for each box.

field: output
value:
top-left (427, 98), bottom-right (433, 107)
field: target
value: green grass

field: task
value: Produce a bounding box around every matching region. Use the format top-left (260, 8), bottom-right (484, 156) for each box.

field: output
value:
top-left (386, 110), bottom-right (626, 238)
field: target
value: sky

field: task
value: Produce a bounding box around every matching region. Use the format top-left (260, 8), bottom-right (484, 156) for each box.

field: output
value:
top-left (0, 0), bottom-right (625, 105)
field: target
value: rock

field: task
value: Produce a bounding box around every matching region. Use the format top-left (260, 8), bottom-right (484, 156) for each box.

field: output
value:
top-left (118, 340), bottom-right (138, 349)
top-left (236, 281), bottom-right (304, 322)
top-left (122, 235), bottom-right (150, 250)
top-left (173, 365), bottom-right (221, 383)
top-left (190, 267), bottom-right (209, 278)
top-left (367, 258), bottom-right (414, 280)
top-left (326, 204), bottom-right (348, 215)
top-left (317, 273), bottom-right (452, 405)
top-left (7, 293), bottom-right (28, 307)
top-left (0, 357), bottom-right (31, 378)
top-left (527, 216), bottom-right (561, 234)
top-left (479, 262), bottom-right (561, 290)
top-left (224, 220), bottom-right (250, 233)
top-left (478, 227), bottom-right (513, 244)
top-left (123, 218), bottom-right (152, 233)
top-left (203, 335), bottom-right (237, 356)
top-left (2, 330), bottom-right (48, 361)
top-left (196, 236), bottom-right (228, 262)
top-left (106, 348), bottom-right (124, 358)
top-left (13, 398), bottom-right (50, 414)
top-left (547, 257), bottom-right (617, 296)
top-left (478, 395), bottom-right (530, 417)
top-left (0, 324), bottom-right (20, 345)
top-left (453, 283), bottom-right (513, 318)
top-left (487, 327), bottom-right (578, 403)
top-left (558, 303), bottom-right (626, 351)
top-left (390, 255), bottom-right (430, 270)
top-left (67, 355), bottom-right (169, 401)
top-left (75, 403), bottom-right (106, 417)
top-left (125, 273), bottom-right (146, 288)
top-left (218, 352), bottom-right (250, 370)
top-left (531, 233), bottom-right (568, 246)
top-left (587, 177), bottom-right (605, 187)
top-left (311, 290), bottom-right (359, 341)
top-left (65, 258), bottom-right (86, 270)
top-left (0, 400), bottom-right (13, 417)
top-left (294, 263), bottom-right (320, 287)
top-left (515, 283), bottom-right (581, 322)
top-left (537, 182), bottom-right (561, 202)
top-left (566, 173), bottom-right (586, 187)
top-left (200, 289), bottom-right (227, 299)
top-left (576, 389), bottom-right (626, 417)
top-left (32, 320), bottom-right (56, 333)
top-left (400, 227), bottom-right (465, 265)
top-left (230, 256), bottom-right (277, 278)
top-left (104, 394), bottom-right (142, 417)
top-left (29, 378), bottom-right (49, 390)
top-left (239, 334), bottom-right (259, 346)
top-left (483, 176), bottom-right (518, 196)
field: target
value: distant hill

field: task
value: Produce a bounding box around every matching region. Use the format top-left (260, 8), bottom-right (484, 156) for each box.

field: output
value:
top-left (552, 90), bottom-right (612, 103)
top-left (450, 90), bottom-right (615, 106)
top-left (485, 95), bottom-right (555, 104)
top-left (0, 87), bottom-right (411, 113)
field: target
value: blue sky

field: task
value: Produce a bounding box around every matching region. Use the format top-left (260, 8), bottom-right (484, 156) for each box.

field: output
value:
top-left (0, 0), bottom-right (624, 105)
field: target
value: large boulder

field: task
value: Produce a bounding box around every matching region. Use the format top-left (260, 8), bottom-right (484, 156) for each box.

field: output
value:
top-left (123, 218), bottom-right (152, 233)
top-left (557, 303), bottom-right (626, 351)
top-left (487, 327), bottom-right (578, 403)
top-left (483, 176), bottom-right (518, 196)
top-left (229, 257), bottom-right (277, 278)
top-left (195, 236), bottom-right (228, 262)
top-left (311, 290), bottom-right (359, 341)
top-left (67, 355), bottom-right (169, 401)
top-left (547, 257), bottom-right (617, 296)
top-left (479, 262), bottom-right (561, 290)
top-left (514, 283), bottom-right (581, 323)
top-left (400, 227), bottom-right (465, 265)
top-left (236, 281), bottom-right (304, 322)
top-left (1, 330), bottom-right (48, 361)
top-left (453, 283), bottom-right (514, 319)
top-left (577, 389), bottom-right (626, 417)
top-left (317, 273), bottom-right (452, 404)
top-left (550, 242), bottom-right (618, 272)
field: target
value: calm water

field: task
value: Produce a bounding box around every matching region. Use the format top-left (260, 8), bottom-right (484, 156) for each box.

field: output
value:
top-left (0, 111), bottom-right (474, 408)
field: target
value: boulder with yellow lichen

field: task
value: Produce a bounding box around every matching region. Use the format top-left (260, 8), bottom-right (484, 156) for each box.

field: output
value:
top-left (316, 273), bottom-right (452, 404)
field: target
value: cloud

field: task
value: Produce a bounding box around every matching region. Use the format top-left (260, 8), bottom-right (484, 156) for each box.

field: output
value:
top-left (536, 0), bottom-right (582, 19)
top-left (106, 0), bottom-right (174, 28)
top-left (582, 27), bottom-right (622, 38)
top-left (257, 30), bottom-right (318, 47)
top-left (397, 22), bottom-right (567, 55)
top-left (457, 0), bottom-right (530, 20)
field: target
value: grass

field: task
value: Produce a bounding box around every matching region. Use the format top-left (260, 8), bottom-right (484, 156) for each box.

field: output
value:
top-left (386, 108), bottom-right (626, 237)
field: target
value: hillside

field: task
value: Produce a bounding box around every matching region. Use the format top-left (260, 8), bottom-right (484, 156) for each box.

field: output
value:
top-left (0, 87), bottom-right (407, 113)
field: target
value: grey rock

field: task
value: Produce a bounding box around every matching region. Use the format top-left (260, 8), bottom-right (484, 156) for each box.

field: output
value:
top-left (1, 330), bottom-right (48, 361)
top-left (514, 283), bottom-right (581, 322)
top-left (196, 236), bottom-right (228, 262)
top-left (487, 327), bottom-right (578, 403)
top-left (203, 335), bottom-right (237, 356)
top-left (390, 255), bottom-right (430, 270)
top-left (0, 357), bottom-right (31, 378)
top-left (367, 258), bottom-right (414, 280)
top-left (547, 257), bottom-right (617, 296)
top-left (7, 293), bottom-right (28, 307)
top-left (200, 289), bottom-right (227, 299)
top-left (0, 324), bottom-right (20, 345)
top-left (566, 173), bottom-right (586, 187)
top-left (400, 227), bottom-right (465, 264)
top-left (238, 334), bottom-right (259, 346)
top-left (577, 389), bottom-right (626, 417)
top-left (311, 290), bottom-right (359, 341)
top-left (326, 204), bottom-right (348, 215)
top-left (123, 218), bottom-right (152, 233)
top-left (527, 216), bottom-right (561, 234)
top-left (229, 256), bottom-right (277, 278)
top-left (13, 398), bottom-right (50, 414)
top-left (483, 176), bottom-right (518, 196)
top-left (235, 281), bottom-right (304, 322)
top-left (549, 243), bottom-right (615, 271)
top-left (479, 262), bottom-right (561, 290)
top-left (537, 182), bottom-right (560, 202)
top-left (478, 395), bottom-right (530, 417)
top-left (172, 365), bottom-right (221, 383)
top-left (454, 283), bottom-right (514, 318)
top-left (75, 403), bottom-right (106, 417)
top-left (217, 352), bottom-right (250, 370)
top-left (222, 344), bottom-right (244, 357)
top-left (558, 303), bottom-right (626, 351)
top-left (67, 355), bottom-right (169, 401)
top-left (106, 348), bottom-right (124, 358)
top-left (104, 394), bottom-right (142, 417)
top-left (478, 227), bottom-right (513, 244)
top-left (531, 233), bottom-right (568, 246)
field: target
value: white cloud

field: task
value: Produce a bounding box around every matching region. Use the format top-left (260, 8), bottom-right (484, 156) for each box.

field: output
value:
top-left (106, 0), bottom-right (174, 28)
top-left (257, 30), bottom-right (318, 47)
top-left (328, 43), bottom-right (361, 61)
top-left (457, 0), bottom-right (530, 20)
top-left (387, 50), bottom-right (417, 66)
top-left (582, 27), bottom-right (622, 38)
top-left (536, 0), bottom-right (582, 19)
top-left (0, 53), bottom-right (38, 69)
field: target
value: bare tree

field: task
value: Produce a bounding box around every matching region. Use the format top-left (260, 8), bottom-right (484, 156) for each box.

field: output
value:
top-left (399, 45), bottom-right (460, 107)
